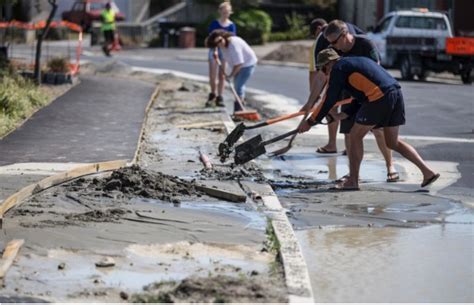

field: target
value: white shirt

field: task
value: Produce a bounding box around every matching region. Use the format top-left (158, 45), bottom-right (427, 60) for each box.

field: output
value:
top-left (222, 36), bottom-right (258, 69)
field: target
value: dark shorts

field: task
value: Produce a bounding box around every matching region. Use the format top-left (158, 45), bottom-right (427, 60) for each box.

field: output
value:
top-left (355, 87), bottom-right (406, 128)
top-left (339, 90), bottom-right (357, 134)
top-left (339, 103), bottom-right (359, 134)
top-left (103, 30), bottom-right (114, 44)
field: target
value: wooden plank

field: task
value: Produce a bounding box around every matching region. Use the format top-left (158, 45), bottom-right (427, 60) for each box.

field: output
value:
top-left (176, 121), bottom-right (222, 129)
top-left (0, 239), bottom-right (24, 280)
top-left (0, 160), bottom-right (129, 223)
top-left (196, 180), bottom-right (247, 203)
top-left (97, 160), bottom-right (128, 172)
top-left (132, 86), bottom-right (161, 165)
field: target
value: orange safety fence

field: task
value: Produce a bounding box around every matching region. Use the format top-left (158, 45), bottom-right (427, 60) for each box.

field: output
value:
top-left (0, 20), bottom-right (83, 75)
top-left (446, 37), bottom-right (474, 56)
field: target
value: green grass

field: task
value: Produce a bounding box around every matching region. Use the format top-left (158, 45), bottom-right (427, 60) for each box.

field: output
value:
top-left (0, 71), bottom-right (49, 137)
top-left (266, 218), bottom-right (281, 253)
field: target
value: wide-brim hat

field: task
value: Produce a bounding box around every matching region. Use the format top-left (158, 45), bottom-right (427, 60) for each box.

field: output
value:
top-left (316, 48), bottom-right (340, 68)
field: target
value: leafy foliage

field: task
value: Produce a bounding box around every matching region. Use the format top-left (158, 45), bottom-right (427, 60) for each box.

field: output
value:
top-left (195, 0), bottom-right (259, 10)
top-left (0, 67), bottom-right (48, 137)
top-left (232, 9), bottom-right (272, 45)
top-left (268, 12), bottom-right (309, 42)
top-left (47, 57), bottom-right (70, 73)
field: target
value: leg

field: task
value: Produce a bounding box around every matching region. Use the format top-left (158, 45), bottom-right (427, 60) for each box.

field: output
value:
top-left (372, 128), bottom-right (397, 178)
top-left (208, 59), bottom-right (217, 96)
top-left (318, 107), bottom-right (338, 153)
top-left (233, 65), bottom-right (255, 110)
top-left (217, 56), bottom-right (225, 98)
top-left (383, 126), bottom-right (437, 184)
top-left (342, 123), bottom-right (374, 189)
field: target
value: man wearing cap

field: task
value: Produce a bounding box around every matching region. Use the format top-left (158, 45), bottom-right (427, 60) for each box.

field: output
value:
top-left (324, 19), bottom-right (398, 183)
top-left (305, 19), bottom-right (364, 155)
top-left (299, 48), bottom-right (440, 190)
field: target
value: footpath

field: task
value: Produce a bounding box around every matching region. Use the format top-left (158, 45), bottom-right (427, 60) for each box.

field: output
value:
top-left (0, 62), bottom-right (309, 302)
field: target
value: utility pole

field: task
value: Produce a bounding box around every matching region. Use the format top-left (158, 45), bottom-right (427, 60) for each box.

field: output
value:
top-left (34, 0), bottom-right (57, 85)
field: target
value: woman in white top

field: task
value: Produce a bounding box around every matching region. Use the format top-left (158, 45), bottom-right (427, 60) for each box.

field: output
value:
top-left (206, 29), bottom-right (257, 112)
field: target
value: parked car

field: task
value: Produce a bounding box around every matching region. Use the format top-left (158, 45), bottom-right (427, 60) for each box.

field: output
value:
top-left (367, 8), bottom-right (474, 84)
top-left (62, 0), bottom-right (125, 33)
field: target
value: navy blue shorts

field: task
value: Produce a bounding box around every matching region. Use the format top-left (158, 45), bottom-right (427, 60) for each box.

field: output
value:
top-left (355, 88), bottom-right (406, 128)
top-left (339, 104), bottom-right (359, 134)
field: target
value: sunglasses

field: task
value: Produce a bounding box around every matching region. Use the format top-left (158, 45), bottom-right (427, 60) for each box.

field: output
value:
top-left (321, 65), bottom-right (328, 74)
top-left (329, 31), bottom-right (345, 45)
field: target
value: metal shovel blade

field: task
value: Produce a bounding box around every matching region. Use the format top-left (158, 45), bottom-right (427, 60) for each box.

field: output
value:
top-left (220, 122), bottom-right (246, 153)
top-left (267, 132), bottom-right (298, 157)
top-left (234, 134), bottom-right (266, 165)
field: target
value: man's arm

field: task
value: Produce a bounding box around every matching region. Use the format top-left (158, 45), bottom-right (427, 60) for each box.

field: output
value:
top-left (299, 72), bottom-right (342, 133)
top-left (300, 70), bottom-right (327, 111)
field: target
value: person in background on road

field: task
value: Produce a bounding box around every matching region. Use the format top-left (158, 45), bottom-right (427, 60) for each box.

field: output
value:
top-left (101, 2), bottom-right (116, 57)
top-left (325, 20), bottom-right (399, 183)
top-left (206, 1), bottom-right (236, 107)
top-left (206, 30), bottom-right (257, 113)
top-left (303, 19), bottom-right (364, 155)
top-left (299, 49), bottom-right (440, 190)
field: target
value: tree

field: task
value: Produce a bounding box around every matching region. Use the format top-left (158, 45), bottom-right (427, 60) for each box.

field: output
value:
top-left (0, 0), bottom-right (17, 4)
top-left (33, 0), bottom-right (57, 84)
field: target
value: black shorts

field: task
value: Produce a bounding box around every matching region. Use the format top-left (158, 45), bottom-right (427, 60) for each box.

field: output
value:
top-left (339, 103), bottom-right (359, 134)
top-left (355, 87), bottom-right (406, 128)
top-left (339, 90), bottom-right (357, 134)
top-left (103, 30), bottom-right (115, 44)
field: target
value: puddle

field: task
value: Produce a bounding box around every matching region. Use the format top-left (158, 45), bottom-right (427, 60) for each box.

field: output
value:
top-left (135, 198), bottom-right (267, 230)
top-left (297, 223), bottom-right (474, 302)
top-left (6, 242), bottom-right (272, 301)
top-left (276, 186), bottom-right (463, 228)
top-left (259, 151), bottom-right (388, 183)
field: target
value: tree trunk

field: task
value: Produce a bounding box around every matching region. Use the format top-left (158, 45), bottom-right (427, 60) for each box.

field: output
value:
top-left (33, 0), bottom-right (57, 85)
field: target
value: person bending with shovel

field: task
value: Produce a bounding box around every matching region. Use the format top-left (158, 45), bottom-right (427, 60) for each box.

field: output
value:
top-left (206, 30), bottom-right (257, 114)
top-left (299, 49), bottom-right (440, 190)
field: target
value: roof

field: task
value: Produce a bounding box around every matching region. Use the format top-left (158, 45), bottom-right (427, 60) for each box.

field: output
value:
top-left (386, 10), bottom-right (447, 18)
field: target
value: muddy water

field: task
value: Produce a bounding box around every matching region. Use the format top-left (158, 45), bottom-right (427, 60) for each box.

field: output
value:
top-left (297, 220), bottom-right (474, 302)
top-left (254, 142), bottom-right (473, 302)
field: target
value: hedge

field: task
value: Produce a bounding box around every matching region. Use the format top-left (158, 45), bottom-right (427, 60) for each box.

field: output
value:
top-left (197, 9), bottom-right (272, 46)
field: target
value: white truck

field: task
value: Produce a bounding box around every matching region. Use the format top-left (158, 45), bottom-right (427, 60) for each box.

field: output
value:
top-left (367, 8), bottom-right (474, 84)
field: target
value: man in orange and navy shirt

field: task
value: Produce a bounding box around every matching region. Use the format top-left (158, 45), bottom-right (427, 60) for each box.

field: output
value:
top-left (299, 48), bottom-right (440, 191)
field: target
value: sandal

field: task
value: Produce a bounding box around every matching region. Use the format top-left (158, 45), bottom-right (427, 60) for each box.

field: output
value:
top-left (335, 174), bottom-right (350, 183)
top-left (386, 172), bottom-right (400, 183)
top-left (421, 173), bottom-right (440, 188)
top-left (329, 183), bottom-right (360, 192)
top-left (316, 147), bottom-right (337, 154)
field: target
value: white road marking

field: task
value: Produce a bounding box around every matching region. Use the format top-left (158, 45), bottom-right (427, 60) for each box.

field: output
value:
top-left (131, 66), bottom-right (474, 144)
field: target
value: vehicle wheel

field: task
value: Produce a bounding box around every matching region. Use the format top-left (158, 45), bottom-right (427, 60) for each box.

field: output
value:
top-left (400, 56), bottom-right (414, 81)
top-left (417, 70), bottom-right (427, 81)
top-left (461, 70), bottom-right (472, 84)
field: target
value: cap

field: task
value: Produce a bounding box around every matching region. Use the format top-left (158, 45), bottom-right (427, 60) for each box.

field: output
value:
top-left (316, 48), bottom-right (340, 68)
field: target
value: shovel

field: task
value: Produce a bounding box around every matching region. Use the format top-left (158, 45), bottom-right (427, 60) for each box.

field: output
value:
top-left (215, 56), bottom-right (261, 121)
top-left (218, 111), bottom-right (306, 161)
top-left (268, 97), bottom-right (353, 157)
top-left (234, 128), bottom-right (299, 165)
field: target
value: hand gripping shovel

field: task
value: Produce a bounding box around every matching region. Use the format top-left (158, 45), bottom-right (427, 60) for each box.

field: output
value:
top-left (234, 128), bottom-right (299, 165)
top-left (218, 111), bottom-right (306, 162)
top-left (268, 97), bottom-right (353, 157)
